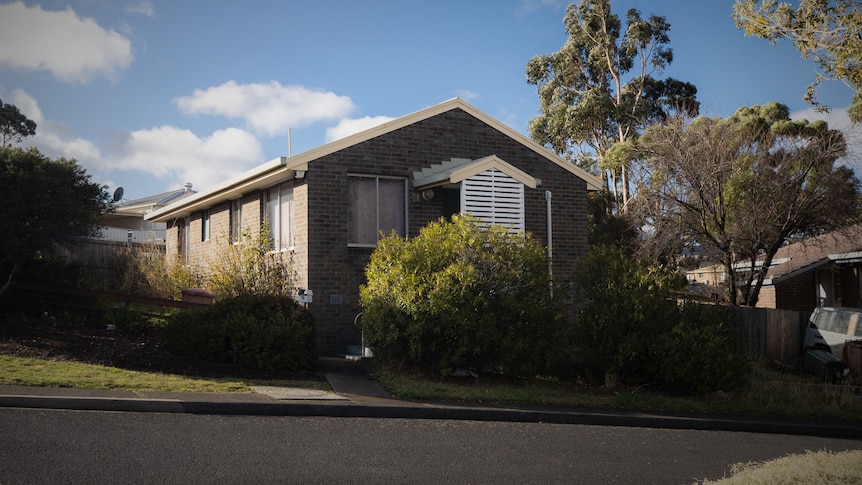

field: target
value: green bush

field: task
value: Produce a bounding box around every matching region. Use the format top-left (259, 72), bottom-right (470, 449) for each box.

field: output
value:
top-left (360, 214), bottom-right (567, 377)
top-left (574, 245), bottom-right (750, 393)
top-left (659, 302), bottom-right (751, 394)
top-left (162, 294), bottom-right (315, 372)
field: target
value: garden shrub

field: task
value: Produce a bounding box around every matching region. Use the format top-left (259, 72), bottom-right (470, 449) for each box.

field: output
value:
top-left (207, 223), bottom-right (297, 298)
top-left (659, 302), bottom-right (751, 394)
top-left (574, 244), bottom-right (750, 393)
top-left (359, 214), bottom-right (567, 377)
top-left (130, 251), bottom-right (201, 300)
top-left (162, 294), bottom-right (315, 372)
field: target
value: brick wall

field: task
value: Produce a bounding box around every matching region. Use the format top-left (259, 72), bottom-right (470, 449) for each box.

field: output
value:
top-left (838, 263), bottom-right (862, 308)
top-left (770, 264), bottom-right (861, 313)
top-left (756, 287), bottom-right (776, 309)
top-left (774, 273), bottom-right (817, 313)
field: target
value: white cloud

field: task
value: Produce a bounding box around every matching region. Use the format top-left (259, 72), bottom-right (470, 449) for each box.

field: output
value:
top-left (174, 81), bottom-right (356, 137)
top-left (792, 106), bottom-right (862, 177)
top-left (115, 126), bottom-right (264, 189)
top-left (125, 2), bottom-right (155, 17)
top-left (9, 88), bottom-right (44, 125)
top-left (9, 88), bottom-right (103, 162)
top-left (325, 116), bottom-right (395, 143)
top-left (9, 89), bottom-right (263, 192)
top-left (0, 2), bottom-right (133, 83)
top-left (455, 89), bottom-right (479, 101)
top-left (517, 0), bottom-right (564, 14)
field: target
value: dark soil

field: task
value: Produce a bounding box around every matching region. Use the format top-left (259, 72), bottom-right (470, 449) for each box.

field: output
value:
top-left (0, 316), bottom-right (317, 381)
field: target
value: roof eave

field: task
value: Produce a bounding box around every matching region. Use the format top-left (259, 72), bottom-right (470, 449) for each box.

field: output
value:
top-left (146, 157), bottom-right (302, 222)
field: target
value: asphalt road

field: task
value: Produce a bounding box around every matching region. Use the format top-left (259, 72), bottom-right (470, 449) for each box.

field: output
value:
top-left (1, 408), bottom-right (860, 484)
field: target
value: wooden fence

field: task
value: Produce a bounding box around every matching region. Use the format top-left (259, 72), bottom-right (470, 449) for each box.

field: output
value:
top-left (722, 305), bottom-right (809, 367)
top-left (59, 239), bottom-right (164, 288)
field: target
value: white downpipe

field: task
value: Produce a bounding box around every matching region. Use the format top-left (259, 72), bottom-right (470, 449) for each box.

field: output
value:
top-left (545, 190), bottom-right (553, 295)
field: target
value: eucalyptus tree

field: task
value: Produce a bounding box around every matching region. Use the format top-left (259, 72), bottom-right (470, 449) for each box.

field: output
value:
top-left (0, 98), bottom-right (37, 147)
top-left (625, 102), bottom-right (860, 306)
top-left (733, 0), bottom-right (862, 122)
top-left (526, 0), bottom-right (698, 213)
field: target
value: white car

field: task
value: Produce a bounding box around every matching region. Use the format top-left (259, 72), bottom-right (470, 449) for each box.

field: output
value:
top-left (803, 307), bottom-right (862, 360)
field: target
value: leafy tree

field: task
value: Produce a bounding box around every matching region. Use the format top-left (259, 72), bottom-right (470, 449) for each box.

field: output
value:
top-left (359, 214), bottom-right (566, 377)
top-left (733, 0), bottom-right (862, 122)
top-left (0, 147), bottom-right (111, 298)
top-left (0, 98), bottom-right (37, 147)
top-left (526, 0), bottom-right (698, 213)
top-left (625, 102), bottom-right (861, 306)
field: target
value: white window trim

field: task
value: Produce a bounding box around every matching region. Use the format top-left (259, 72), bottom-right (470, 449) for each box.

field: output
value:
top-left (265, 183), bottom-right (295, 252)
top-left (201, 210), bottom-right (211, 242)
top-left (229, 199), bottom-right (242, 244)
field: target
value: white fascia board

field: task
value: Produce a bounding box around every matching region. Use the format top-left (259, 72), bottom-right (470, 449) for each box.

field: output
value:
top-left (829, 251), bottom-right (862, 263)
top-left (449, 156), bottom-right (538, 188)
top-left (146, 157), bottom-right (301, 222)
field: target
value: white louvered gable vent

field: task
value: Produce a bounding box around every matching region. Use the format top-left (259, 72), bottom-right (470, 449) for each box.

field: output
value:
top-left (461, 169), bottom-right (524, 234)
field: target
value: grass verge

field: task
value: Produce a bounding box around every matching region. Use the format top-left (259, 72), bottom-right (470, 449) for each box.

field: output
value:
top-left (699, 450), bottom-right (862, 484)
top-left (3, 353), bottom-right (860, 422)
top-left (0, 356), bottom-right (331, 394)
top-left (372, 363), bottom-right (862, 421)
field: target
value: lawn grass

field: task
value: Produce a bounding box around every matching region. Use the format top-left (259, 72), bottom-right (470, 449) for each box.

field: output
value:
top-left (0, 355), bottom-right (331, 394)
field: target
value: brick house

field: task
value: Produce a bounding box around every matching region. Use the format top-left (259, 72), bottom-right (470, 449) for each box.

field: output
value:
top-left (755, 224), bottom-right (862, 313)
top-left (146, 98), bottom-right (602, 355)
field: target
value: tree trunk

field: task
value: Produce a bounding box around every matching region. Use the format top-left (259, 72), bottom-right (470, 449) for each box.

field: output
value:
top-left (0, 257), bottom-right (21, 299)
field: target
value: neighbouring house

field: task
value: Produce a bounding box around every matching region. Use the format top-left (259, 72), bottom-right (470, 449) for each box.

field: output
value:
top-left (62, 184), bottom-right (197, 284)
top-left (688, 224), bottom-right (862, 312)
top-left (98, 183), bottom-right (197, 245)
top-left (685, 263), bottom-right (727, 302)
top-left (756, 224), bottom-right (862, 313)
top-left (145, 98), bottom-right (603, 355)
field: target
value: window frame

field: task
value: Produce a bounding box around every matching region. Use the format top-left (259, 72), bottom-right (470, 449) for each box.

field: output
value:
top-left (347, 174), bottom-right (408, 247)
top-left (201, 210), bottom-right (211, 242)
top-left (229, 199), bottom-right (242, 244)
top-left (264, 183), bottom-right (295, 252)
top-left (177, 218), bottom-right (189, 262)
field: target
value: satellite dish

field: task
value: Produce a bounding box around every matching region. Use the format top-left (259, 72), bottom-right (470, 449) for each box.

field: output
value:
top-left (112, 186), bottom-right (124, 202)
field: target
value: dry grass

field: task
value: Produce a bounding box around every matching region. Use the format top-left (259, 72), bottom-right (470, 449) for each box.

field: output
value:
top-left (699, 450), bottom-right (862, 484)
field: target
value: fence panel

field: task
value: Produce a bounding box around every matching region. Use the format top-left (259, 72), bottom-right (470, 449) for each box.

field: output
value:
top-left (720, 305), bottom-right (807, 366)
top-left (726, 305), bottom-right (766, 357)
top-left (765, 308), bottom-right (807, 366)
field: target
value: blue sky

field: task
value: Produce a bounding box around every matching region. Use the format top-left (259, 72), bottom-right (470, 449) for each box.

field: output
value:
top-left (1, 0), bottom-right (858, 200)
